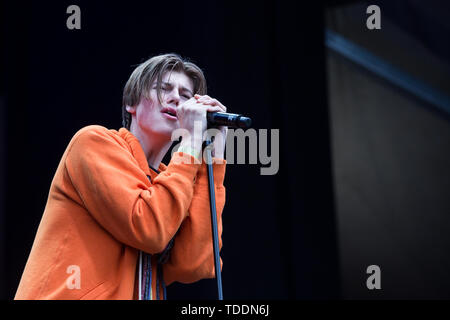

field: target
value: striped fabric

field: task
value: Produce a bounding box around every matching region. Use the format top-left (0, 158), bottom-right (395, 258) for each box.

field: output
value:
top-left (139, 241), bottom-right (173, 300)
top-left (139, 171), bottom-right (173, 300)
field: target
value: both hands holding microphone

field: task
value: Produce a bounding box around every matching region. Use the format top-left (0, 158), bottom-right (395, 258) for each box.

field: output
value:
top-left (176, 94), bottom-right (228, 161)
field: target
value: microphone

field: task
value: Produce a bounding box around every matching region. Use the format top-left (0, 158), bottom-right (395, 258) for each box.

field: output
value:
top-left (207, 112), bottom-right (252, 129)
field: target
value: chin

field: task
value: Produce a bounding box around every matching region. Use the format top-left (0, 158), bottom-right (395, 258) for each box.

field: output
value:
top-left (161, 126), bottom-right (179, 140)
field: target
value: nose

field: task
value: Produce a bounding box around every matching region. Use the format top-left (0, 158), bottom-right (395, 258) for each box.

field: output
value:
top-left (165, 88), bottom-right (180, 107)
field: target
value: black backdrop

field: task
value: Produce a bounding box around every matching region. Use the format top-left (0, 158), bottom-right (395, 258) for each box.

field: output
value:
top-left (1, 1), bottom-right (339, 299)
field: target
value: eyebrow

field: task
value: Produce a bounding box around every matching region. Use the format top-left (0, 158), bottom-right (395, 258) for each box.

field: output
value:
top-left (161, 81), bottom-right (194, 96)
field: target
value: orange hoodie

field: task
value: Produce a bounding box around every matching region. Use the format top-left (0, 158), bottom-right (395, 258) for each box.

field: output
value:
top-left (14, 125), bottom-right (225, 300)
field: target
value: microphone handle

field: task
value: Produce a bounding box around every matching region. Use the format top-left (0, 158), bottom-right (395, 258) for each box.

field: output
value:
top-left (207, 112), bottom-right (252, 129)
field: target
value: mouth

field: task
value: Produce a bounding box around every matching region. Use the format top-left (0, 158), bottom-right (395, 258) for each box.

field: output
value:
top-left (161, 107), bottom-right (178, 120)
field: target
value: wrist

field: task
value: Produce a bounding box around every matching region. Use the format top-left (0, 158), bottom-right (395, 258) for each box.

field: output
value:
top-left (178, 140), bottom-right (202, 162)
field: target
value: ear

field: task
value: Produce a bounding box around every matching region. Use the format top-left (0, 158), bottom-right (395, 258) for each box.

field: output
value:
top-left (125, 105), bottom-right (136, 114)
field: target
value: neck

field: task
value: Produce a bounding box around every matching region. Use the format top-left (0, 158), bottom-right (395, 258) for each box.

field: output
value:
top-left (129, 123), bottom-right (172, 170)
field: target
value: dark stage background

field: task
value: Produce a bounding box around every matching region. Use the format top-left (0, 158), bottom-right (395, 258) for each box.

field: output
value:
top-left (0, 1), bottom-right (339, 300)
top-left (2, 0), bottom-right (450, 301)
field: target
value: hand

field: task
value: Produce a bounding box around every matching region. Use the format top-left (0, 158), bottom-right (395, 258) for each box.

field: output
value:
top-left (176, 96), bottom-right (223, 156)
top-left (194, 94), bottom-right (228, 159)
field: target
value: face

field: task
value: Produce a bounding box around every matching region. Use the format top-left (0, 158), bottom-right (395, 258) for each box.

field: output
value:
top-left (128, 70), bottom-right (194, 140)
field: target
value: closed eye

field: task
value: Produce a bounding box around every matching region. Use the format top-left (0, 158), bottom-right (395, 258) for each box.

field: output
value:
top-left (152, 84), bottom-right (170, 90)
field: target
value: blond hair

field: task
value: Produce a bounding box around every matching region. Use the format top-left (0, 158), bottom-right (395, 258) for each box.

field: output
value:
top-left (122, 53), bottom-right (207, 129)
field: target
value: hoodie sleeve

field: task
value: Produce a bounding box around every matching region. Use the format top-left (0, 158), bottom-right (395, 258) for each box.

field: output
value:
top-left (64, 126), bottom-right (201, 254)
top-left (163, 159), bottom-right (226, 285)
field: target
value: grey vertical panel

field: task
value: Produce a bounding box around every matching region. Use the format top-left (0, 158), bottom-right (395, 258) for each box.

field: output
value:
top-left (327, 48), bottom-right (450, 299)
top-left (326, 2), bottom-right (450, 299)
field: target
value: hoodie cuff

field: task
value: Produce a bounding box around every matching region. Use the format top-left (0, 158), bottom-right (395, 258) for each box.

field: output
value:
top-left (167, 152), bottom-right (202, 182)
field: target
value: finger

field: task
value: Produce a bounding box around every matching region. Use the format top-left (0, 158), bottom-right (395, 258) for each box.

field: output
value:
top-left (195, 94), bottom-right (211, 102)
top-left (198, 99), bottom-right (217, 106)
top-left (197, 95), bottom-right (221, 105)
top-left (211, 98), bottom-right (226, 112)
top-left (190, 103), bottom-right (220, 113)
top-left (198, 99), bottom-right (227, 112)
top-left (196, 95), bottom-right (210, 104)
top-left (180, 96), bottom-right (198, 107)
top-left (204, 105), bottom-right (224, 113)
